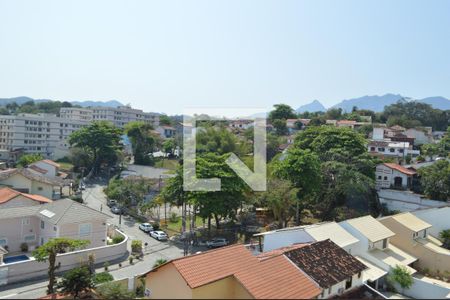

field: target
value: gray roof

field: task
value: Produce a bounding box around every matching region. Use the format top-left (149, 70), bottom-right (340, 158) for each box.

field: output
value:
top-left (37, 199), bottom-right (112, 225)
top-left (0, 168), bottom-right (70, 187)
top-left (0, 199), bottom-right (112, 225)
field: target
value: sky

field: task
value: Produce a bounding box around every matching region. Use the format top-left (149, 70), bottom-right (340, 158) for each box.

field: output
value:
top-left (1, 0), bottom-right (450, 115)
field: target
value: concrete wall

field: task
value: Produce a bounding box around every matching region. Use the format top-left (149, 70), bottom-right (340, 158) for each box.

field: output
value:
top-left (0, 227), bottom-right (128, 286)
top-left (393, 277), bottom-right (450, 299)
top-left (378, 189), bottom-right (447, 213)
top-left (145, 263), bottom-right (193, 299)
top-left (58, 220), bottom-right (107, 248)
top-left (413, 207), bottom-right (450, 237)
top-left (319, 274), bottom-right (364, 299)
top-left (262, 229), bottom-right (315, 252)
top-left (0, 173), bottom-right (54, 199)
top-left (0, 216), bottom-right (41, 252)
top-left (192, 276), bottom-right (253, 299)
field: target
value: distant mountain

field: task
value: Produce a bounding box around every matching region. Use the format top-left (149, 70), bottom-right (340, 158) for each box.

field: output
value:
top-left (0, 96), bottom-right (123, 108)
top-left (296, 100), bottom-right (326, 113)
top-left (70, 100), bottom-right (123, 108)
top-left (331, 93), bottom-right (405, 112)
top-left (418, 96), bottom-right (450, 110)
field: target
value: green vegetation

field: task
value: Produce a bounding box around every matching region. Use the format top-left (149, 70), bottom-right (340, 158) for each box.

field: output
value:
top-left (69, 121), bottom-right (123, 176)
top-left (104, 176), bottom-right (154, 208)
top-left (131, 240), bottom-right (142, 254)
top-left (418, 159), bottom-right (450, 201)
top-left (32, 238), bottom-right (89, 295)
top-left (96, 282), bottom-right (136, 299)
top-left (111, 235), bottom-right (125, 244)
top-left (153, 258), bottom-right (167, 268)
top-left (17, 153), bottom-right (43, 167)
top-left (125, 121), bottom-right (159, 165)
top-left (154, 158), bottom-right (179, 170)
top-left (388, 265), bottom-right (413, 293)
top-left (93, 272), bottom-right (114, 284)
top-left (57, 266), bottom-right (95, 299)
top-left (439, 229), bottom-right (450, 250)
top-left (1, 100), bottom-right (74, 115)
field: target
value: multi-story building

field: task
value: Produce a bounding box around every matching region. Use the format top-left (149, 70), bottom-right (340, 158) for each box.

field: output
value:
top-left (0, 113), bottom-right (88, 161)
top-left (60, 106), bottom-right (159, 128)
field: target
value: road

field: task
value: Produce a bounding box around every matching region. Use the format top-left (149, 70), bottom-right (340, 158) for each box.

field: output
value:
top-left (0, 178), bottom-right (185, 299)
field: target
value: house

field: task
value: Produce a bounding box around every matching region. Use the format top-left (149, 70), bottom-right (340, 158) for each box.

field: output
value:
top-left (340, 215), bottom-right (418, 285)
top-left (405, 127), bottom-right (433, 145)
top-left (0, 192), bottom-right (111, 253)
top-left (368, 141), bottom-right (420, 158)
top-left (155, 126), bottom-right (176, 139)
top-left (380, 212), bottom-right (450, 273)
top-left (326, 120), bottom-right (370, 129)
top-left (281, 240), bottom-right (367, 298)
top-left (375, 163), bottom-right (417, 190)
top-left (254, 221), bottom-right (359, 253)
top-left (286, 118), bottom-right (310, 133)
top-left (143, 244), bottom-right (322, 299)
top-left (229, 120), bottom-right (254, 130)
top-left (0, 168), bottom-right (69, 199)
top-left (29, 160), bottom-right (61, 177)
top-left (412, 206), bottom-right (450, 237)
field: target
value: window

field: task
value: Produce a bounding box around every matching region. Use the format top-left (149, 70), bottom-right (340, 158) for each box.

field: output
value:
top-left (382, 238), bottom-right (387, 249)
top-left (370, 147), bottom-right (376, 151)
top-left (54, 226), bottom-right (57, 232)
top-left (389, 148), bottom-right (395, 153)
top-left (423, 229), bottom-right (427, 238)
top-left (38, 187), bottom-right (43, 191)
top-left (24, 234), bottom-right (35, 242)
top-left (0, 238), bottom-right (7, 247)
top-left (22, 218), bottom-right (30, 226)
top-left (384, 176), bottom-right (388, 180)
top-left (79, 223), bottom-right (92, 237)
top-left (378, 176), bottom-right (382, 180)
top-left (41, 220), bottom-right (45, 229)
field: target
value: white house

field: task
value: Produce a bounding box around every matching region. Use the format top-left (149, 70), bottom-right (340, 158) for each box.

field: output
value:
top-left (375, 163), bottom-right (417, 190)
top-left (368, 141), bottom-right (420, 158)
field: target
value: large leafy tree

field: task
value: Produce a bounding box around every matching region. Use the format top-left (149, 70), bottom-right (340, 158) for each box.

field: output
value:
top-left (125, 121), bottom-right (158, 165)
top-left (32, 238), bottom-right (89, 295)
top-left (274, 148), bottom-right (321, 225)
top-left (57, 266), bottom-right (95, 299)
top-left (17, 153), bottom-right (43, 167)
top-left (268, 104), bottom-right (297, 122)
top-left (418, 159), bottom-right (450, 201)
top-left (68, 121), bottom-right (123, 176)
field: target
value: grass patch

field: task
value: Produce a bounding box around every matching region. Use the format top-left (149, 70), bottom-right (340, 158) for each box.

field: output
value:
top-left (154, 159), bottom-right (179, 170)
top-left (162, 215), bottom-right (204, 234)
top-left (57, 162), bottom-right (74, 172)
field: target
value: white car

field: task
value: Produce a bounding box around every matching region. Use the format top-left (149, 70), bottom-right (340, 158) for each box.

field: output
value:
top-left (150, 231), bottom-right (168, 241)
top-left (139, 223), bottom-right (154, 233)
top-left (206, 238), bottom-right (228, 248)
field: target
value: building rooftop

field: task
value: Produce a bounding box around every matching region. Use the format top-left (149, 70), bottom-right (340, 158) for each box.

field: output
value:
top-left (383, 163), bottom-right (417, 176)
top-left (391, 212), bottom-right (432, 232)
top-left (0, 187), bottom-right (52, 204)
top-left (369, 244), bottom-right (417, 274)
top-left (285, 239), bottom-right (367, 289)
top-left (304, 222), bottom-right (359, 249)
top-left (345, 215), bottom-right (395, 243)
top-left (0, 168), bottom-right (67, 186)
top-left (147, 244), bottom-right (321, 299)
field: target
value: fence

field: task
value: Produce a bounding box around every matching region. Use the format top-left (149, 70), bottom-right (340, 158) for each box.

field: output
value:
top-left (378, 189), bottom-right (448, 212)
top-left (0, 227), bottom-right (128, 286)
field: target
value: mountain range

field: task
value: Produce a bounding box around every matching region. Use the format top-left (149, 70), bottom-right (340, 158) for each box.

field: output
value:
top-left (296, 93), bottom-right (450, 113)
top-left (0, 96), bottom-right (123, 108)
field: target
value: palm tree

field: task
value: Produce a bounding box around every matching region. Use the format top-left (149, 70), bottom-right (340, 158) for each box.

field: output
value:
top-left (440, 229), bottom-right (450, 249)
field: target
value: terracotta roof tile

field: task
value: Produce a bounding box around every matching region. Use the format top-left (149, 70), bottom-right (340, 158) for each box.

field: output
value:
top-left (285, 240), bottom-right (367, 288)
top-left (154, 244), bottom-right (321, 299)
top-left (0, 187), bottom-right (52, 204)
top-left (383, 163), bottom-right (417, 176)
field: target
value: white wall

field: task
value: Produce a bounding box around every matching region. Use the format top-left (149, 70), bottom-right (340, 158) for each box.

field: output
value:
top-left (393, 277), bottom-right (450, 299)
top-left (412, 207), bottom-right (450, 237)
top-left (262, 229), bottom-right (315, 252)
top-left (379, 189), bottom-right (447, 213)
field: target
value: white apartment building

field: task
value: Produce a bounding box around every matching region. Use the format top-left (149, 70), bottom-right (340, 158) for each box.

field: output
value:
top-left (60, 106), bottom-right (159, 128)
top-left (0, 113), bottom-right (88, 161)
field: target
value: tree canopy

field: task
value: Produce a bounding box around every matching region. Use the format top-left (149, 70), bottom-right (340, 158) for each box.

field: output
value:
top-left (125, 121), bottom-right (158, 165)
top-left (418, 159), bottom-right (450, 201)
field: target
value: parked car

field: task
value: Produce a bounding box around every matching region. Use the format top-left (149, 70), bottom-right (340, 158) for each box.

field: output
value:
top-left (150, 231), bottom-right (169, 241)
top-left (206, 238), bottom-right (228, 248)
top-left (107, 199), bottom-right (117, 208)
top-left (110, 206), bottom-right (122, 215)
top-left (139, 223), bottom-right (154, 233)
top-left (79, 182), bottom-right (86, 190)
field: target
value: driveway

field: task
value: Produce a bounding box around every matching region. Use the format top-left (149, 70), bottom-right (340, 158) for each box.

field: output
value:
top-left (126, 164), bottom-right (174, 179)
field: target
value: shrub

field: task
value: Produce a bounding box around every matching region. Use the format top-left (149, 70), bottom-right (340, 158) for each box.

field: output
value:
top-left (103, 262), bottom-right (110, 271)
top-left (129, 256), bottom-right (134, 265)
top-left (152, 222), bottom-right (160, 231)
top-left (169, 212), bottom-right (178, 223)
top-left (93, 272), bottom-right (114, 284)
top-left (131, 240), bottom-right (142, 254)
top-left (70, 195), bottom-right (83, 203)
top-left (153, 258), bottom-right (167, 269)
top-left (20, 243), bottom-right (29, 252)
top-left (388, 265), bottom-right (413, 292)
top-left (440, 229), bottom-right (450, 249)
top-left (112, 235), bottom-right (125, 244)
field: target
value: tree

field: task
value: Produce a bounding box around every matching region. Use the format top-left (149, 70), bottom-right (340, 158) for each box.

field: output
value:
top-left (93, 272), bottom-right (114, 284)
top-left (57, 266), bottom-right (94, 299)
top-left (418, 160), bottom-right (450, 201)
top-left (274, 148), bottom-right (321, 225)
top-left (17, 153), bottom-right (43, 167)
top-left (32, 238), bottom-right (89, 295)
top-left (388, 265), bottom-right (413, 293)
top-left (162, 138), bottom-right (175, 154)
top-left (96, 282), bottom-right (136, 300)
top-left (268, 104), bottom-right (297, 122)
top-left (69, 121), bottom-right (123, 176)
top-left (272, 119), bottom-right (288, 136)
top-left (256, 178), bottom-right (298, 228)
top-left (125, 121), bottom-right (158, 165)
top-left (159, 115), bottom-right (173, 126)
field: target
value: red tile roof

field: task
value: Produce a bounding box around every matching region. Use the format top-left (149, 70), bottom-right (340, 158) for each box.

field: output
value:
top-left (0, 187), bottom-right (52, 204)
top-left (41, 159), bottom-right (61, 168)
top-left (285, 240), bottom-right (367, 289)
top-left (383, 163), bottom-right (417, 176)
top-left (149, 244), bottom-right (321, 299)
